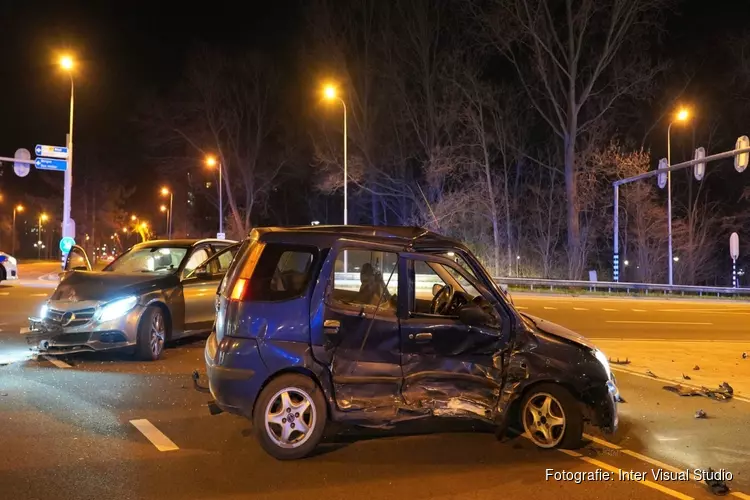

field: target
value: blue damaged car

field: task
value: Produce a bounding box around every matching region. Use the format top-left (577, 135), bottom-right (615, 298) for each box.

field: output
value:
top-left (203, 226), bottom-right (619, 460)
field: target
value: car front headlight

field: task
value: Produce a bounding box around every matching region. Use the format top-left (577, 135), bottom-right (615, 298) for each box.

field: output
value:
top-left (593, 348), bottom-right (612, 380)
top-left (40, 303), bottom-right (48, 318)
top-left (98, 296), bottom-right (138, 322)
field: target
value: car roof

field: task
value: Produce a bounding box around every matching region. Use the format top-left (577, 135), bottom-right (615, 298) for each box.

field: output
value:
top-left (131, 238), bottom-right (236, 250)
top-left (252, 225), bottom-right (468, 252)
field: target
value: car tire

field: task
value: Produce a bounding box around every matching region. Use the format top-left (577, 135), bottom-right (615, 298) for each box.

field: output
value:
top-left (253, 374), bottom-right (327, 460)
top-left (520, 383), bottom-right (582, 449)
top-left (0, 265), bottom-right (5, 284)
top-left (134, 306), bottom-right (166, 361)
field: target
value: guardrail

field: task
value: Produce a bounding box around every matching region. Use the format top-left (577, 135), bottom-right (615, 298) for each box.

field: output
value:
top-left (494, 277), bottom-right (750, 297)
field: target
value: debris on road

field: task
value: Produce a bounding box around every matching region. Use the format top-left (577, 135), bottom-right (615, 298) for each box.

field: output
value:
top-left (693, 365), bottom-right (700, 371)
top-left (695, 409), bottom-right (707, 419)
top-left (191, 370), bottom-right (210, 393)
top-left (704, 468), bottom-right (730, 496)
top-left (662, 383), bottom-right (734, 401)
top-left (609, 357), bottom-right (631, 365)
top-left (682, 374), bottom-right (691, 380)
top-left (743, 352), bottom-right (747, 359)
top-left (646, 370), bottom-right (657, 378)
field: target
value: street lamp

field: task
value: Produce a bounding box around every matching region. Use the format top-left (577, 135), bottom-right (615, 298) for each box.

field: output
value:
top-left (59, 54), bottom-right (75, 245)
top-left (12, 205), bottom-right (24, 255)
top-left (38, 213), bottom-right (49, 259)
top-left (667, 107), bottom-right (691, 285)
top-left (160, 205), bottom-right (169, 237)
top-left (205, 155), bottom-right (224, 237)
top-left (160, 187), bottom-right (173, 239)
top-left (322, 83), bottom-right (348, 271)
top-left (139, 221), bottom-right (149, 242)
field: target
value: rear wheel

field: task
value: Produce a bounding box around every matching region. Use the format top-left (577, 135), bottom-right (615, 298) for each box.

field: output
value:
top-left (0, 265), bottom-right (6, 284)
top-left (521, 383), bottom-right (582, 449)
top-left (253, 374), bottom-right (327, 460)
top-left (134, 306), bottom-right (166, 361)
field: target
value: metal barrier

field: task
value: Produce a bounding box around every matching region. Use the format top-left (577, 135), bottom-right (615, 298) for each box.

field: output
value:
top-left (494, 277), bottom-right (750, 297)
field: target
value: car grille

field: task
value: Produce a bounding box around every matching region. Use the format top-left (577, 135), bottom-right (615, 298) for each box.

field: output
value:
top-left (47, 307), bottom-right (96, 328)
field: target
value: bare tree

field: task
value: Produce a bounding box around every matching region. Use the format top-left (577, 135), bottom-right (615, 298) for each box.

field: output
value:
top-left (478, 0), bottom-right (667, 278)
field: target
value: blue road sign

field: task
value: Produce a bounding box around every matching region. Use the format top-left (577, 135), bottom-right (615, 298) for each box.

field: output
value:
top-left (59, 236), bottom-right (76, 254)
top-left (35, 157), bottom-right (67, 171)
top-left (35, 144), bottom-right (68, 158)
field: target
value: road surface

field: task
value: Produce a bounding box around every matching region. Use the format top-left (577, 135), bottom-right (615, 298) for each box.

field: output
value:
top-left (1, 284), bottom-right (748, 499)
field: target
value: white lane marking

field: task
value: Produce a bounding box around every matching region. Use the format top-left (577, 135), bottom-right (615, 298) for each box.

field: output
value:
top-left (583, 433), bottom-right (621, 450)
top-left (579, 456), bottom-right (693, 499)
top-left (731, 492), bottom-right (750, 499)
top-left (515, 306), bottom-right (528, 310)
top-left (0, 292), bottom-right (9, 296)
top-left (620, 449), bottom-right (684, 475)
top-left (29, 293), bottom-right (48, 297)
top-left (631, 309), bottom-right (647, 312)
top-left (611, 366), bottom-right (750, 404)
top-left (573, 307), bottom-right (589, 311)
top-left (602, 308), bottom-right (618, 311)
top-left (129, 419), bottom-right (179, 451)
top-left (605, 320), bottom-right (712, 325)
top-left (43, 356), bottom-right (71, 369)
top-left (543, 306), bottom-right (557, 310)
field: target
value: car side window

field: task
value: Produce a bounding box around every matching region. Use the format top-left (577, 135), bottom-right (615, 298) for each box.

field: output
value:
top-left (329, 249), bottom-right (398, 313)
top-left (182, 247), bottom-right (210, 277)
top-left (247, 244), bottom-right (317, 301)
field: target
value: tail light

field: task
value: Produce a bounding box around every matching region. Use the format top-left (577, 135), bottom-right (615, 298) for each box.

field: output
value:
top-left (227, 242), bottom-right (264, 302)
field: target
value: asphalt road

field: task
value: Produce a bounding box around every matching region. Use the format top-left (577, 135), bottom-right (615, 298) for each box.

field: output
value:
top-left (1, 285), bottom-right (748, 500)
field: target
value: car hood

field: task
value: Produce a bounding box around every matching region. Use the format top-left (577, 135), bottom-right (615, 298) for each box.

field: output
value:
top-left (521, 313), bottom-right (597, 350)
top-left (51, 271), bottom-right (179, 302)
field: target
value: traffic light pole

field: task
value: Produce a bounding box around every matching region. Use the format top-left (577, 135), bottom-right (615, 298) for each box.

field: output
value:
top-left (612, 145), bottom-right (750, 283)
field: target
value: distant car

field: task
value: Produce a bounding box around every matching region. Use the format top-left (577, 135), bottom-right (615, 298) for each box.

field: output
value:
top-left (204, 226), bottom-right (619, 460)
top-left (26, 238), bottom-right (239, 360)
top-left (0, 252), bottom-right (18, 283)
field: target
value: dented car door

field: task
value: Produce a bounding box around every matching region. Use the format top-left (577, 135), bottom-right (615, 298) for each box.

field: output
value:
top-left (399, 253), bottom-right (509, 420)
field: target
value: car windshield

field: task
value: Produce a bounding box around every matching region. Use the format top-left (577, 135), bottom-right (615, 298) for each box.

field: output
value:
top-left (104, 247), bottom-right (188, 273)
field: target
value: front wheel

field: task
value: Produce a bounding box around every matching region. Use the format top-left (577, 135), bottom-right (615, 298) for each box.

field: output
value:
top-left (521, 383), bottom-right (582, 449)
top-left (253, 374), bottom-right (327, 460)
top-left (134, 306), bottom-right (166, 361)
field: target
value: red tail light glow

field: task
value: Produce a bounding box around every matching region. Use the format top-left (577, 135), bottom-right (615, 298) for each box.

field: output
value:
top-left (229, 278), bottom-right (249, 301)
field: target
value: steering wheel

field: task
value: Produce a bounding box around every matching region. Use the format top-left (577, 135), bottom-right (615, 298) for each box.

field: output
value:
top-left (430, 284), bottom-right (454, 314)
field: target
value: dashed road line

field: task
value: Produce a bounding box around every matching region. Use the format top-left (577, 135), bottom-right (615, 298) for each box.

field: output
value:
top-left (515, 306), bottom-right (528, 310)
top-left (602, 308), bottom-right (618, 311)
top-left (631, 308), bottom-right (647, 312)
top-left (130, 419), bottom-right (179, 451)
top-left (43, 356), bottom-right (71, 369)
top-left (0, 292), bottom-right (9, 296)
top-left (543, 306), bottom-right (557, 310)
top-left (29, 293), bottom-right (48, 297)
top-left (573, 307), bottom-right (589, 311)
top-left (605, 320), bottom-right (712, 325)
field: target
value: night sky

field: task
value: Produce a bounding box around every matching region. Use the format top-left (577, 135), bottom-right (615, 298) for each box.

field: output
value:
top-left (1, 0), bottom-right (749, 226)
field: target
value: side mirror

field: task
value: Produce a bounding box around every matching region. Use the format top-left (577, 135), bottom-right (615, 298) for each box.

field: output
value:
top-left (459, 305), bottom-right (494, 327)
top-left (432, 283), bottom-right (442, 296)
top-left (193, 266), bottom-right (212, 280)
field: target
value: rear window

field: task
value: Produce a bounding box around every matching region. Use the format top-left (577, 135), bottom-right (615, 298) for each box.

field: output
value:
top-left (248, 244), bottom-right (317, 301)
top-left (219, 238), bottom-right (255, 297)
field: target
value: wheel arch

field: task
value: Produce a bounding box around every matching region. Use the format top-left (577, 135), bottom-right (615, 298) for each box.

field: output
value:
top-left (143, 299), bottom-right (173, 341)
top-left (251, 367), bottom-right (328, 420)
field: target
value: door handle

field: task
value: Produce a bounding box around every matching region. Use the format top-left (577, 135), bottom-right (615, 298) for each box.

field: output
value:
top-left (324, 319), bottom-right (340, 335)
top-left (409, 332), bottom-right (432, 341)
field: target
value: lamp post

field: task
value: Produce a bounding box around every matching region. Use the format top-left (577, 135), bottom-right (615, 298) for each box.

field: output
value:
top-left (12, 204), bottom-right (24, 255)
top-left (205, 156), bottom-right (223, 237)
top-left (667, 108), bottom-right (690, 286)
top-left (59, 55), bottom-right (75, 244)
top-left (160, 205), bottom-right (169, 238)
top-left (160, 187), bottom-right (173, 239)
top-left (38, 213), bottom-right (49, 259)
top-left (323, 84), bottom-right (348, 271)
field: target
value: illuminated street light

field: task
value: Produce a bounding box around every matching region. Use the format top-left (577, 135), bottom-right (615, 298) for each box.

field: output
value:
top-left (131, 215), bottom-right (137, 222)
top-left (58, 54), bottom-right (75, 249)
top-left (322, 83), bottom-right (348, 271)
top-left (160, 187), bottom-right (173, 239)
top-left (11, 205), bottom-right (24, 255)
top-left (59, 55), bottom-right (74, 71)
top-left (666, 107), bottom-right (692, 285)
top-left (205, 155), bottom-right (224, 237)
top-left (37, 213), bottom-right (49, 259)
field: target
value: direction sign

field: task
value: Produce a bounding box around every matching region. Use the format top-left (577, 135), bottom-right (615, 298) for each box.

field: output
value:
top-left (730, 232), bottom-right (740, 260)
top-left (657, 158), bottom-right (668, 189)
top-left (14, 148), bottom-right (31, 177)
top-left (35, 157), bottom-right (67, 171)
top-left (59, 236), bottom-right (76, 254)
top-left (735, 136), bottom-right (749, 172)
top-left (35, 144), bottom-right (68, 159)
top-left (694, 147), bottom-right (706, 181)
top-left (216, 232), bottom-right (226, 240)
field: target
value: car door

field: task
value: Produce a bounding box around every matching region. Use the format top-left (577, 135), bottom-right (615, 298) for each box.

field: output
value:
top-left (181, 243), bottom-right (240, 333)
top-left (399, 252), bottom-right (509, 418)
top-left (63, 245), bottom-right (92, 271)
top-left (312, 240), bottom-right (404, 416)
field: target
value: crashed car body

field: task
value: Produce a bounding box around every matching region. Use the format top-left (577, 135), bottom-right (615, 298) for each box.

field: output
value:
top-left (204, 226), bottom-right (619, 460)
top-left (27, 239), bottom-right (238, 360)
top-left (0, 251), bottom-right (18, 283)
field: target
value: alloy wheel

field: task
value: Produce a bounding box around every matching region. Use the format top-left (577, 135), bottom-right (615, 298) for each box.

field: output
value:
top-left (150, 310), bottom-right (165, 357)
top-left (264, 387), bottom-right (316, 449)
top-left (523, 392), bottom-right (567, 448)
